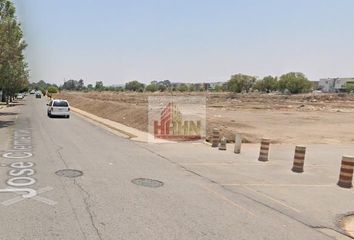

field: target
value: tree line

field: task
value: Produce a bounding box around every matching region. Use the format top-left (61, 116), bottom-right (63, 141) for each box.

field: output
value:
top-left (46, 72), bottom-right (313, 94)
top-left (228, 72), bottom-right (313, 94)
top-left (0, 0), bottom-right (29, 103)
top-left (49, 79), bottom-right (208, 93)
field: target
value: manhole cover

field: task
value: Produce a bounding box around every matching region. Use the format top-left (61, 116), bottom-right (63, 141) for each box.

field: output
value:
top-left (55, 169), bottom-right (83, 178)
top-left (131, 178), bottom-right (164, 188)
top-left (341, 214), bottom-right (354, 238)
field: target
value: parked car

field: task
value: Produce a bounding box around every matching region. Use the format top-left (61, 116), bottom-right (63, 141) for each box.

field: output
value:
top-left (47, 99), bottom-right (70, 118)
top-left (17, 93), bottom-right (24, 99)
top-left (35, 93), bottom-right (41, 98)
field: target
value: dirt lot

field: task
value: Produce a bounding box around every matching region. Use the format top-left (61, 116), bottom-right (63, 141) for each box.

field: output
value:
top-left (56, 91), bottom-right (354, 144)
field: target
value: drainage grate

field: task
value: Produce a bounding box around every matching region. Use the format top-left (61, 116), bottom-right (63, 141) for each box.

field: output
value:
top-left (55, 169), bottom-right (83, 178)
top-left (131, 178), bottom-right (164, 188)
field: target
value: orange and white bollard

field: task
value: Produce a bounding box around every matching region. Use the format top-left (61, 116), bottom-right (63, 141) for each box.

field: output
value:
top-left (291, 146), bottom-right (306, 173)
top-left (258, 138), bottom-right (270, 162)
top-left (219, 136), bottom-right (227, 150)
top-left (211, 128), bottom-right (220, 148)
top-left (337, 155), bottom-right (354, 188)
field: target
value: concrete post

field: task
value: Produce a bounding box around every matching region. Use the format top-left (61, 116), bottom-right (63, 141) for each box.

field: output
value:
top-left (219, 136), bottom-right (227, 150)
top-left (234, 134), bottom-right (242, 154)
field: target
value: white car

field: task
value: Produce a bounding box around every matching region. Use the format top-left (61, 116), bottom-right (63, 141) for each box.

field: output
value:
top-left (17, 93), bottom-right (24, 99)
top-left (47, 99), bottom-right (70, 118)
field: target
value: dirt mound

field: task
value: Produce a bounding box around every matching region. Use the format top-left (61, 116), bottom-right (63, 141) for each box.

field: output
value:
top-left (56, 91), bottom-right (354, 144)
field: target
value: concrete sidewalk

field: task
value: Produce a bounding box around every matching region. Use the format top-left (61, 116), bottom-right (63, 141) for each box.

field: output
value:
top-left (0, 104), bottom-right (20, 148)
top-left (140, 141), bottom-right (354, 239)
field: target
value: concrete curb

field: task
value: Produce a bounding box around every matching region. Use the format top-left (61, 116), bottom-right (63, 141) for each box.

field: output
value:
top-left (71, 107), bottom-right (137, 138)
top-left (70, 106), bottom-right (172, 143)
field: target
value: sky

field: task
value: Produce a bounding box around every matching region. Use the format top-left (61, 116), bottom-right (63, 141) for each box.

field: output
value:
top-left (13, 0), bottom-right (354, 85)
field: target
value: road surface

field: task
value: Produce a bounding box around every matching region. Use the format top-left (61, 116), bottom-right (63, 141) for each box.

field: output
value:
top-left (0, 96), bottom-right (345, 239)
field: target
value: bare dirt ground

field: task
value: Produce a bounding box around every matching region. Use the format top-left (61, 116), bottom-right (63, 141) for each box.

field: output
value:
top-left (56, 91), bottom-right (354, 144)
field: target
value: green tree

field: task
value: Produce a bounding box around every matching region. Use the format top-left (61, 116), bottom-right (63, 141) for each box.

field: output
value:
top-left (47, 86), bottom-right (58, 94)
top-left (226, 74), bottom-right (256, 93)
top-left (62, 79), bottom-right (86, 91)
top-left (346, 82), bottom-right (354, 93)
top-left (62, 80), bottom-right (77, 90)
top-left (278, 72), bottom-right (312, 94)
top-left (157, 84), bottom-right (167, 91)
top-left (254, 76), bottom-right (278, 93)
top-left (0, 0), bottom-right (29, 103)
top-left (177, 83), bottom-right (188, 92)
top-left (29, 81), bottom-right (58, 92)
top-left (125, 80), bottom-right (145, 92)
top-left (145, 83), bottom-right (158, 92)
top-left (78, 79), bottom-right (85, 90)
top-left (95, 81), bottom-right (104, 91)
top-left (188, 84), bottom-right (196, 92)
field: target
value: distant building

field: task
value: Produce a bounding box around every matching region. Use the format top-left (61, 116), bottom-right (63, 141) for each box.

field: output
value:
top-left (318, 78), bottom-right (354, 92)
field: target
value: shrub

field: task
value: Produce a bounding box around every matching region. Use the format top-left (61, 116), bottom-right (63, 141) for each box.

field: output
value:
top-left (278, 72), bottom-right (312, 94)
top-left (47, 86), bottom-right (58, 94)
top-left (227, 74), bottom-right (256, 93)
top-left (145, 84), bottom-right (158, 92)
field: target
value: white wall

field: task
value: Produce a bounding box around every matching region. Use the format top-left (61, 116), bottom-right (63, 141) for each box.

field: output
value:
top-left (319, 79), bottom-right (334, 92)
top-left (319, 78), bottom-right (354, 92)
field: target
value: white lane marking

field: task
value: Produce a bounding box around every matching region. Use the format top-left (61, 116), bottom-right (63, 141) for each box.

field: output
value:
top-left (0, 188), bottom-right (37, 198)
top-left (1, 186), bottom-right (57, 206)
top-left (2, 152), bottom-right (32, 158)
top-left (30, 195), bottom-right (57, 206)
top-left (197, 183), bottom-right (256, 216)
top-left (242, 186), bottom-right (301, 213)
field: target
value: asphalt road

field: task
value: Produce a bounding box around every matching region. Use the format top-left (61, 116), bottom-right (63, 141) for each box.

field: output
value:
top-left (0, 96), bottom-right (339, 239)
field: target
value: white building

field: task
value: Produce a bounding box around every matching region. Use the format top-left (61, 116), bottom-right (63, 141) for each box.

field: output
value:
top-left (319, 78), bottom-right (354, 92)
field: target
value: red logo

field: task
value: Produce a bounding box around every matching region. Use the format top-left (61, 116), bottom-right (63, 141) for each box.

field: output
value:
top-left (154, 102), bottom-right (201, 141)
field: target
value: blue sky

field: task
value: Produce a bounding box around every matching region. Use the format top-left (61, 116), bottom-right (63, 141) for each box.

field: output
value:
top-left (13, 0), bottom-right (354, 85)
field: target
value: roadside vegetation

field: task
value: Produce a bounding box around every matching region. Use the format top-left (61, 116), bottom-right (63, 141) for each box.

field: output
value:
top-left (34, 72), bottom-right (319, 96)
top-left (0, 0), bottom-right (29, 104)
